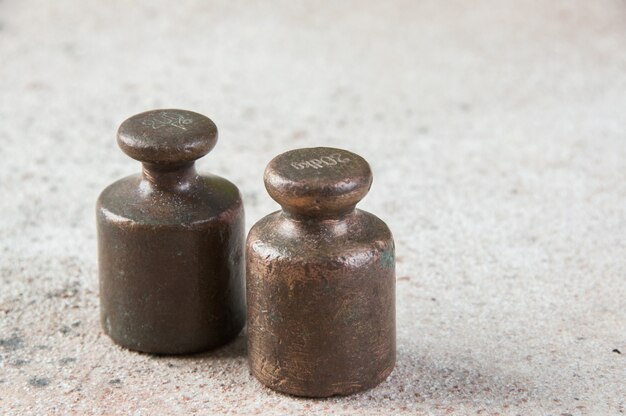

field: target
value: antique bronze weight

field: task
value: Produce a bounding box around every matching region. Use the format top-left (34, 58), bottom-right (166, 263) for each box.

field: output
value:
top-left (246, 147), bottom-right (396, 397)
top-left (97, 109), bottom-right (245, 354)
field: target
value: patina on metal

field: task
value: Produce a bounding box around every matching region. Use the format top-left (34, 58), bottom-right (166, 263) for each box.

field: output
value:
top-left (246, 147), bottom-right (396, 397)
top-left (97, 109), bottom-right (245, 354)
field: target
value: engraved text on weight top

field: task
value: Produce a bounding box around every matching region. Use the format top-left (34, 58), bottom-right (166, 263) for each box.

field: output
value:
top-left (290, 153), bottom-right (351, 170)
top-left (141, 112), bottom-right (194, 131)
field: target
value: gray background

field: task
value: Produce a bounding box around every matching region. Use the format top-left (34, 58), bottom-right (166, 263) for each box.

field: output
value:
top-left (1, 0), bottom-right (625, 414)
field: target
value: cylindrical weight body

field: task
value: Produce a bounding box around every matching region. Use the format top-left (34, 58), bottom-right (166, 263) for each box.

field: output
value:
top-left (247, 213), bottom-right (395, 396)
top-left (97, 175), bottom-right (245, 354)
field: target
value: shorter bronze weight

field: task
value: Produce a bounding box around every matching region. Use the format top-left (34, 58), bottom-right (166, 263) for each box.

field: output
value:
top-left (247, 147), bottom-right (396, 397)
top-left (97, 109), bottom-right (245, 354)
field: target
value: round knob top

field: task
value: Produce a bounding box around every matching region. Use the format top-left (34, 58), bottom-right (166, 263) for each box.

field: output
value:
top-left (117, 109), bottom-right (218, 164)
top-left (264, 147), bottom-right (373, 217)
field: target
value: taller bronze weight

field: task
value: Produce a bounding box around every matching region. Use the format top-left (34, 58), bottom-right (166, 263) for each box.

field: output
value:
top-left (246, 147), bottom-right (396, 397)
top-left (97, 109), bottom-right (245, 354)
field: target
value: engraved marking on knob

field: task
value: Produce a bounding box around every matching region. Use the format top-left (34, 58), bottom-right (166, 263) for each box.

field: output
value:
top-left (290, 153), bottom-right (351, 170)
top-left (141, 111), bottom-right (194, 131)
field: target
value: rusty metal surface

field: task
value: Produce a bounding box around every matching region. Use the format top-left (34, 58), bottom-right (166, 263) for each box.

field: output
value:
top-left (97, 109), bottom-right (245, 354)
top-left (247, 147), bottom-right (396, 397)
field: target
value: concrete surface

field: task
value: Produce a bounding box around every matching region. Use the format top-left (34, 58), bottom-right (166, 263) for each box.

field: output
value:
top-left (1, 0), bottom-right (625, 414)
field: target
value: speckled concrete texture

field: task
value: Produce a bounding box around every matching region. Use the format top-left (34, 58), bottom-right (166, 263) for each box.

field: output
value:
top-left (1, 0), bottom-right (625, 414)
